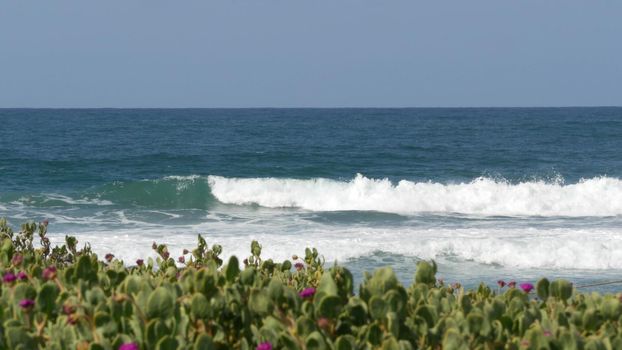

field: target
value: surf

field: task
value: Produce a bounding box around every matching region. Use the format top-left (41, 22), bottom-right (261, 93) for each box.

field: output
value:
top-left (208, 174), bottom-right (622, 217)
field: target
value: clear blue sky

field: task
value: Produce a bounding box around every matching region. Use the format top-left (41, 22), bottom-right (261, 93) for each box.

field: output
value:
top-left (1, 1), bottom-right (620, 107)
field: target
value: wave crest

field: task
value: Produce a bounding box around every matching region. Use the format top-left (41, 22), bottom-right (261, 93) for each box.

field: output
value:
top-left (208, 174), bottom-right (622, 217)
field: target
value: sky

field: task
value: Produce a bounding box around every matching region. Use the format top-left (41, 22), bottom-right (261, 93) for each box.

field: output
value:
top-left (0, 1), bottom-right (621, 108)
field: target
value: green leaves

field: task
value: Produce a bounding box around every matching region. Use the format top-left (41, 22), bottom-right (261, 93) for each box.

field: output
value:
top-left (225, 256), bottom-right (240, 282)
top-left (550, 279), bottom-right (573, 301)
top-left (146, 287), bottom-right (175, 319)
top-left (536, 278), bottom-right (550, 300)
top-left (414, 260), bottom-right (437, 286)
top-left (36, 282), bottom-right (60, 315)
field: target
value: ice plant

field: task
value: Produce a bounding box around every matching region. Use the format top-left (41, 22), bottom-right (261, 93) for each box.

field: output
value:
top-left (520, 283), bottom-right (534, 293)
top-left (118, 343), bottom-right (139, 350)
top-left (299, 287), bottom-right (316, 298)
top-left (19, 299), bottom-right (35, 309)
top-left (3, 272), bottom-right (16, 283)
top-left (42, 266), bottom-right (57, 280)
top-left (256, 342), bottom-right (272, 350)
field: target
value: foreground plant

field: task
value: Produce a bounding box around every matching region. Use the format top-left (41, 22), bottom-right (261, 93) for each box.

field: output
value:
top-left (0, 218), bottom-right (621, 349)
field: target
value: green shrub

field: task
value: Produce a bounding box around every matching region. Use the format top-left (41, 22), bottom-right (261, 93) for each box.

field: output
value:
top-left (1, 218), bottom-right (621, 349)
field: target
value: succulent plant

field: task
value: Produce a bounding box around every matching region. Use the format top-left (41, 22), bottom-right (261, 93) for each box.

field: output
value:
top-left (0, 218), bottom-right (621, 349)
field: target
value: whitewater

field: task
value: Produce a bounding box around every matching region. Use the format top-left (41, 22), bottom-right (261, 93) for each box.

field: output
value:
top-left (2, 174), bottom-right (621, 273)
top-left (208, 174), bottom-right (622, 217)
top-left (2, 108), bottom-right (622, 290)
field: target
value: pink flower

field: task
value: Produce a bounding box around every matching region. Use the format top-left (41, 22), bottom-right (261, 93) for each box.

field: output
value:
top-left (42, 266), bottom-right (57, 280)
top-left (299, 287), bottom-right (316, 298)
top-left (497, 280), bottom-right (506, 288)
top-left (3, 272), bottom-right (16, 283)
top-left (63, 304), bottom-right (75, 315)
top-left (256, 342), bottom-right (272, 350)
top-left (520, 283), bottom-right (534, 293)
top-left (11, 254), bottom-right (23, 266)
top-left (17, 271), bottom-right (27, 280)
top-left (317, 317), bottom-right (330, 329)
top-left (294, 262), bottom-right (305, 271)
top-left (118, 343), bottom-right (139, 350)
top-left (19, 299), bottom-right (35, 309)
top-left (67, 314), bottom-right (78, 325)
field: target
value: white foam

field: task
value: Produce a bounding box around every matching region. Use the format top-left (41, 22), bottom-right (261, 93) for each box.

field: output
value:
top-left (42, 194), bottom-right (113, 206)
top-left (45, 223), bottom-right (622, 270)
top-left (208, 174), bottom-right (622, 217)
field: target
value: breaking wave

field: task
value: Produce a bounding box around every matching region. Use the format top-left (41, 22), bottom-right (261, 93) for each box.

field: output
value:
top-left (208, 174), bottom-right (622, 217)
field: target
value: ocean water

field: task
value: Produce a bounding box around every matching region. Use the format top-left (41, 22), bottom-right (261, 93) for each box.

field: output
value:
top-left (1, 108), bottom-right (622, 292)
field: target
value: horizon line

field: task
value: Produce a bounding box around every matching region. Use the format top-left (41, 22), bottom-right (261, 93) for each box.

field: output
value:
top-left (1, 105), bottom-right (621, 110)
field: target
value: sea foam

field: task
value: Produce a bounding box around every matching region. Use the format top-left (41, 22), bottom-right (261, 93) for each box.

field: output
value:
top-left (208, 174), bottom-right (622, 217)
top-left (47, 226), bottom-right (622, 270)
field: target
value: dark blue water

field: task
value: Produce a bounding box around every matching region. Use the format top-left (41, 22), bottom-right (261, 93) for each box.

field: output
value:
top-left (2, 108), bottom-right (622, 291)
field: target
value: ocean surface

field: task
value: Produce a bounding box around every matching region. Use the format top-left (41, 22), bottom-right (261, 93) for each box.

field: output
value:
top-left (1, 108), bottom-right (622, 291)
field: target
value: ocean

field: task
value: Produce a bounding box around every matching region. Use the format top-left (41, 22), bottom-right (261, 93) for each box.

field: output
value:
top-left (1, 108), bottom-right (621, 291)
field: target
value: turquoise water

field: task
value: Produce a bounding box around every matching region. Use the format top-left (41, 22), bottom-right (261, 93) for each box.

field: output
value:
top-left (1, 108), bottom-right (622, 291)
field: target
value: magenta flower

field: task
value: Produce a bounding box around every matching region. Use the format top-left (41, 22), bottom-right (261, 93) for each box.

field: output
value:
top-left (118, 343), bottom-right (139, 350)
top-left (17, 271), bottom-right (27, 280)
top-left (520, 283), bottom-right (534, 293)
top-left (42, 266), bottom-right (57, 280)
top-left (256, 342), bottom-right (272, 350)
top-left (299, 287), bottom-right (316, 298)
top-left (497, 280), bottom-right (506, 288)
top-left (19, 299), bottom-right (35, 309)
top-left (3, 272), bottom-right (17, 283)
